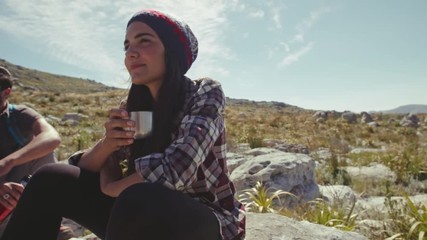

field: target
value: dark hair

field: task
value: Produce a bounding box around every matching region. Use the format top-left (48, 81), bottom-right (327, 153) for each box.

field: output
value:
top-left (126, 48), bottom-right (186, 169)
top-left (0, 66), bottom-right (13, 91)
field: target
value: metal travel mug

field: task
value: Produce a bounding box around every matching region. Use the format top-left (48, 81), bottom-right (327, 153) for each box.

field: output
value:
top-left (130, 111), bottom-right (153, 139)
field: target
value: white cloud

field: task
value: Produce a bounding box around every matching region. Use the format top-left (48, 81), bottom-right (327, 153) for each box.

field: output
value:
top-left (273, 6), bottom-right (331, 68)
top-left (279, 42), bottom-right (314, 67)
top-left (265, 1), bottom-right (287, 30)
top-left (249, 10), bottom-right (265, 19)
top-left (271, 7), bottom-right (282, 29)
top-left (280, 42), bottom-right (291, 52)
top-left (294, 7), bottom-right (331, 41)
top-left (0, 0), bottom-right (237, 88)
top-left (291, 34), bottom-right (304, 43)
top-left (267, 41), bottom-right (290, 60)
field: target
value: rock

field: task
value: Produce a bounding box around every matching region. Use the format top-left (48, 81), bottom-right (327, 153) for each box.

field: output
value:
top-left (310, 148), bottom-right (332, 161)
top-left (313, 111), bottom-right (328, 122)
top-left (344, 163), bottom-right (396, 182)
top-left (367, 121), bottom-right (379, 127)
top-left (70, 234), bottom-right (100, 240)
top-left (360, 112), bottom-right (373, 123)
top-left (319, 185), bottom-right (357, 205)
top-left (341, 112), bottom-right (357, 124)
top-left (262, 140), bottom-right (309, 154)
top-left (227, 152), bottom-right (248, 173)
top-left (233, 143), bottom-right (252, 154)
top-left (349, 148), bottom-right (385, 154)
top-left (62, 218), bottom-right (85, 238)
top-left (230, 149), bottom-right (319, 203)
top-left (356, 219), bottom-right (388, 240)
top-left (45, 115), bottom-right (62, 123)
top-left (356, 194), bottom-right (427, 219)
top-left (400, 113), bottom-right (420, 128)
top-left (246, 212), bottom-right (368, 240)
top-left (62, 113), bottom-right (89, 122)
top-left (316, 117), bottom-right (325, 123)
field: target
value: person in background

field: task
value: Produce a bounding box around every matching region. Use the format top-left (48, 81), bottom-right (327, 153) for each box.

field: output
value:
top-left (0, 66), bottom-right (75, 240)
top-left (1, 8), bottom-right (245, 240)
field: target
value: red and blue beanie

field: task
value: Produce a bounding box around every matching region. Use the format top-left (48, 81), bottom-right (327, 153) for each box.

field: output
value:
top-left (127, 9), bottom-right (198, 74)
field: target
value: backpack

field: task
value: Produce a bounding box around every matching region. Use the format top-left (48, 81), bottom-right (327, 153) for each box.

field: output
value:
top-left (6, 104), bottom-right (28, 148)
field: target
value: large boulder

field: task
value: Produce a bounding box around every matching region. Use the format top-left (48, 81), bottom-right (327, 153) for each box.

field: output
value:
top-left (341, 112), bottom-right (357, 124)
top-left (400, 113), bottom-right (420, 127)
top-left (230, 148), bottom-right (319, 203)
top-left (360, 112), bottom-right (373, 123)
top-left (246, 212), bottom-right (368, 240)
top-left (344, 163), bottom-right (396, 182)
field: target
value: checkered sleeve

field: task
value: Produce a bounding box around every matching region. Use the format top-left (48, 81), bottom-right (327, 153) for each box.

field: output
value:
top-left (134, 79), bottom-right (225, 190)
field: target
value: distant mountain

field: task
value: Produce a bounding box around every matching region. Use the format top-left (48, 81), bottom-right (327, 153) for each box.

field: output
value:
top-left (0, 58), bottom-right (117, 93)
top-left (381, 104), bottom-right (427, 114)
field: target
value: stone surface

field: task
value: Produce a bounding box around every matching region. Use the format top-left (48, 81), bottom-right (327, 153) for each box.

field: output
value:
top-left (319, 185), bottom-right (357, 205)
top-left (344, 163), bottom-right (396, 182)
top-left (246, 212), bottom-right (368, 240)
top-left (230, 149), bottom-right (319, 203)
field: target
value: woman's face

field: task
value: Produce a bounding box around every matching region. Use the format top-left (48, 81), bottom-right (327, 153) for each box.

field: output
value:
top-left (124, 21), bottom-right (166, 97)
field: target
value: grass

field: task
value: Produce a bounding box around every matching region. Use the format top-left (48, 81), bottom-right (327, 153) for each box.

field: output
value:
top-left (238, 181), bottom-right (296, 213)
top-left (8, 83), bottom-right (427, 239)
top-left (384, 184), bottom-right (427, 240)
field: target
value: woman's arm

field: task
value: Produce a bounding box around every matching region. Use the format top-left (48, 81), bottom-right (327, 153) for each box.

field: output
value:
top-left (78, 109), bottom-right (135, 171)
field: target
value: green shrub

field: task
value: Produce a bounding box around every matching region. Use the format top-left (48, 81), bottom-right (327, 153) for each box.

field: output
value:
top-left (238, 181), bottom-right (296, 213)
top-left (303, 198), bottom-right (358, 231)
top-left (385, 189), bottom-right (427, 240)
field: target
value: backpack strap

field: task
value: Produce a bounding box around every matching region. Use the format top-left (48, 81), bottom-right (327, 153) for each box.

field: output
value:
top-left (6, 104), bottom-right (28, 148)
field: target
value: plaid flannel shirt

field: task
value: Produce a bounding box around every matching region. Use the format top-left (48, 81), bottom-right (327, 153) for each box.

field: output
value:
top-left (133, 77), bottom-right (245, 240)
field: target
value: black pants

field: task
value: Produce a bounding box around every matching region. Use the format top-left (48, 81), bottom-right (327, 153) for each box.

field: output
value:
top-left (1, 163), bottom-right (221, 240)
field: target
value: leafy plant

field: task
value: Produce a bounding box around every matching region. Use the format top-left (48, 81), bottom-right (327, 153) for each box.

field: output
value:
top-left (72, 129), bottom-right (93, 151)
top-left (238, 181), bottom-right (296, 213)
top-left (385, 190), bottom-right (427, 240)
top-left (303, 198), bottom-right (358, 231)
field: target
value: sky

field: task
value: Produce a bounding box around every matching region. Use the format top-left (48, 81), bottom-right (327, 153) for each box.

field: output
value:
top-left (0, 0), bottom-right (426, 113)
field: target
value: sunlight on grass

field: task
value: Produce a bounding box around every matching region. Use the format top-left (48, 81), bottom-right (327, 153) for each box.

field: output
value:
top-left (238, 181), bottom-right (297, 213)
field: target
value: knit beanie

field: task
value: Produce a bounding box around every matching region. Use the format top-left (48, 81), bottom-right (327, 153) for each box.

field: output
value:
top-left (127, 9), bottom-right (198, 74)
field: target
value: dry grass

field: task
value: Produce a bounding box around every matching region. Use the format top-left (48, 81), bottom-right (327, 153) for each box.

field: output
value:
top-left (9, 88), bottom-right (427, 239)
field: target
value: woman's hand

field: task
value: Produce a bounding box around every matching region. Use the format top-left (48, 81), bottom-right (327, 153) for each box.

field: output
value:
top-left (103, 109), bottom-right (135, 151)
top-left (78, 108), bottom-right (135, 171)
top-left (0, 182), bottom-right (25, 210)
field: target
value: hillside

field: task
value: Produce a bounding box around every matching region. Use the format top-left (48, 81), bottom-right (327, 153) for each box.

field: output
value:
top-left (2, 58), bottom-right (306, 112)
top-left (1, 58), bottom-right (427, 240)
top-left (1, 58), bottom-right (116, 93)
top-left (3, 58), bottom-right (426, 115)
top-left (381, 104), bottom-right (427, 114)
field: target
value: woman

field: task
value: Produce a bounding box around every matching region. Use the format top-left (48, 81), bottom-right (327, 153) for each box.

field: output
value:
top-left (1, 9), bottom-right (245, 240)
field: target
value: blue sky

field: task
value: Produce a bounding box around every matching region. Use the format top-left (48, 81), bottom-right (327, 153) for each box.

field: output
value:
top-left (0, 0), bottom-right (426, 113)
